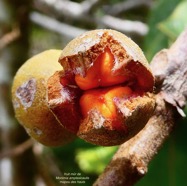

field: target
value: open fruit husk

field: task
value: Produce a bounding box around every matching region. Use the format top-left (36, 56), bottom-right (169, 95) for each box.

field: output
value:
top-left (48, 29), bottom-right (155, 146)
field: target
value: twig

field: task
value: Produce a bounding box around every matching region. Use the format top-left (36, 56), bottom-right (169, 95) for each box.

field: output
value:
top-left (81, 0), bottom-right (101, 14)
top-left (33, 143), bottom-right (64, 186)
top-left (100, 15), bottom-right (148, 36)
top-left (0, 138), bottom-right (33, 159)
top-left (34, 0), bottom-right (86, 19)
top-left (104, 0), bottom-right (153, 16)
top-left (30, 12), bottom-right (87, 38)
top-left (33, 0), bottom-right (149, 36)
top-left (94, 28), bottom-right (187, 186)
top-left (0, 27), bottom-right (20, 50)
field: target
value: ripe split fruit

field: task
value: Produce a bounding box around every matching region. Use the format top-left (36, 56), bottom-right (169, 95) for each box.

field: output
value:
top-left (12, 29), bottom-right (155, 146)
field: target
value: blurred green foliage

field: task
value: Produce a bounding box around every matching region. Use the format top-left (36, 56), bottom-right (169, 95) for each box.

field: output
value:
top-left (50, 138), bottom-right (117, 185)
top-left (158, 1), bottom-right (187, 41)
top-left (143, 0), bottom-right (183, 61)
top-left (75, 146), bottom-right (118, 174)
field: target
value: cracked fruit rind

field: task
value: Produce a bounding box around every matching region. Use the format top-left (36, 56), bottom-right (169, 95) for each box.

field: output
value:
top-left (59, 29), bottom-right (154, 92)
top-left (48, 29), bottom-right (155, 146)
top-left (12, 50), bottom-right (75, 147)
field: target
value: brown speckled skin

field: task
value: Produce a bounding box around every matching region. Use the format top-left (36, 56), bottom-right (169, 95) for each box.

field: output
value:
top-left (12, 50), bottom-right (75, 147)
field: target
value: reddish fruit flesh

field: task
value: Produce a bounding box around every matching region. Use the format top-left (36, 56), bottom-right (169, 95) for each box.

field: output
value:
top-left (80, 86), bottom-right (132, 119)
top-left (79, 86), bottom-right (132, 130)
top-left (59, 47), bottom-right (150, 133)
top-left (75, 48), bottom-right (128, 90)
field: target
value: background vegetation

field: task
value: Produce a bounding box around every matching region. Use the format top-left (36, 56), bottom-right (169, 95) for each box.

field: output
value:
top-left (0, 0), bottom-right (187, 185)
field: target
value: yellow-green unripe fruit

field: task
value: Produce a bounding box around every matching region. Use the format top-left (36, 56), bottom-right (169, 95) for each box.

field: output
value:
top-left (12, 50), bottom-right (75, 146)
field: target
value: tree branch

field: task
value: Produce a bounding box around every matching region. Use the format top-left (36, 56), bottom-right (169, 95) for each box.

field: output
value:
top-left (30, 12), bottom-right (87, 38)
top-left (0, 27), bottom-right (20, 50)
top-left (0, 139), bottom-right (33, 159)
top-left (100, 15), bottom-right (148, 36)
top-left (94, 94), bottom-right (176, 186)
top-left (104, 0), bottom-right (153, 16)
top-left (33, 144), bottom-right (62, 186)
top-left (33, 0), bottom-right (91, 20)
top-left (33, 0), bottom-right (148, 36)
top-left (94, 28), bottom-right (187, 186)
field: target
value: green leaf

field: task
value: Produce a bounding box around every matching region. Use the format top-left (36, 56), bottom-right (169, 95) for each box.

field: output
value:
top-left (75, 146), bottom-right (118, 175)
top-left (158, 1), bottom-right (187, 41)
top-left (144, 0), bottom-right (182, 61)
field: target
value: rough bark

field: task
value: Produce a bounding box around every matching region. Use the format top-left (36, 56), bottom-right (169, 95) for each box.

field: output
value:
top-left (94, 28), bottom-right (187, 186)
